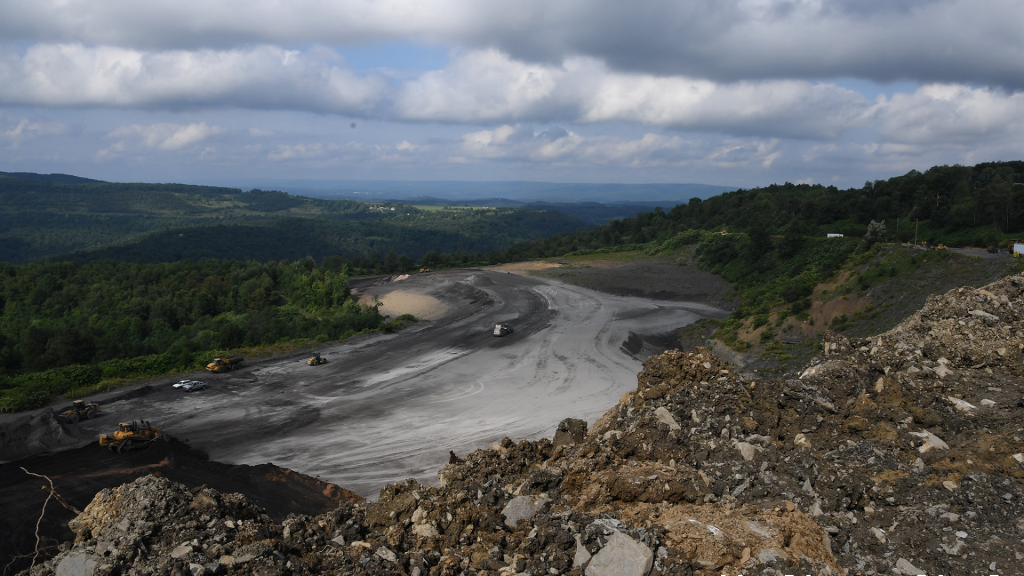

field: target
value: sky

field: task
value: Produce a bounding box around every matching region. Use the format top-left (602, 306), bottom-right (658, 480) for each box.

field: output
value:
top-left (1, 0), bottom-right (1022, 190)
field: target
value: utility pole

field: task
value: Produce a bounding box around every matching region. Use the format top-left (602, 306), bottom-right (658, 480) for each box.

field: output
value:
top-left (896, 217), bottom-right (900, 241)
top-left (914, 220), bottom-right (919, 246)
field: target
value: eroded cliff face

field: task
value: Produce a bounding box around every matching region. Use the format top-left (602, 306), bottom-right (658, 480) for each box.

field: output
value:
top-left (23, 273), bottom-right (1024, 576)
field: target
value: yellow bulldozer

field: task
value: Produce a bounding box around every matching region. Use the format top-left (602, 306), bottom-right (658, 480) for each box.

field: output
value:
top-left (99, 420), bottom-right (161, 453)
top-left (307, 352), bottom-right (328, 366)
top-left (57, 400), bottom-right (100, 424)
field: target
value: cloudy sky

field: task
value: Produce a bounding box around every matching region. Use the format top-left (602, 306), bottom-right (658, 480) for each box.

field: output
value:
top-left (1, 0), bottom-right (1021, 189)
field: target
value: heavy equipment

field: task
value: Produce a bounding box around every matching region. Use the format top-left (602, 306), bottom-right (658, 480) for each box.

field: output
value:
top-left (98, 420), bottom-right (161, 452)
top-left (206, 356), bottom-right (244, 373)
top-left (493, 322), bottom-right (514, 337)
top-left (57, 400), bottom-right (100, 424)
top-left (307, 352), bottom-right (328, 366)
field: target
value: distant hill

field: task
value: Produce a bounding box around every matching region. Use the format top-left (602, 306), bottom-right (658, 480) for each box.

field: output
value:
top-left (208, 179), bottom-right (738, 205)
top-left (0, 176), bottom-right (588, 264)
top-left (0, 171), bottom-right (105, 185)
top-left (71, 210), bottom-right (585, 264)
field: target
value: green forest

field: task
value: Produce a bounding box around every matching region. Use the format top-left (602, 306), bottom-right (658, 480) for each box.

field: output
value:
top-left (0, 258), bottom-right (404, 412)
top-left (73, 209), bottom-right (586, 266)
top-left (469, 161), bottom-right (1024, 321)
top-left (0, 174), bottom-right (588, 264)
top-left (3, 161), bottom-right (1024, 411)
top-left (491, 161), bottom-right (1024, 260)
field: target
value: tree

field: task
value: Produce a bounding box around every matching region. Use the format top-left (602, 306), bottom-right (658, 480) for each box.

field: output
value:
top-left (863, 220), bottom-right (887, 247)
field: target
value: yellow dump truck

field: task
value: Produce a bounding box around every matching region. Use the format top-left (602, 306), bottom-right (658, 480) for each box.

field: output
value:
top-left (206, 356), bottom-right (244, 373)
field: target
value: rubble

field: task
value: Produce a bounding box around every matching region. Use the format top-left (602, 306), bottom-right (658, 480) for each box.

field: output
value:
top-left (24, 272), bottom-right (1024, 575)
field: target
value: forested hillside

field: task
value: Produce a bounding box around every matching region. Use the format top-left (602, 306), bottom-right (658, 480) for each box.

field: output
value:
top-left (475, 161), bottom-right (1024, 322)
top-left (0, 174), bottom-right (587, 264)
top-left (496, 161), bottom-right (1024, 260)
top-left (73, 209), bottom-right (585, 265)
top-left (0, 258), bottom-right (399, 412)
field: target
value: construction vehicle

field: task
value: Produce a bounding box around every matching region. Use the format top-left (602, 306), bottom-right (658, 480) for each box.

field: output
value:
top-left (307, 352), bottom-right (328, 366)
top-left (206, 356), bottom-right (244, 373)
top-left (1011, 240), bottom-right (1024, 257)
top-left (493, 322), bottom-right (514, 337)
top-left (98, 420), bottom-right (161, 453)
top-left (935, 244), bottom-right (949, 251)
top-left (56, 400), bottom-right (100, 424)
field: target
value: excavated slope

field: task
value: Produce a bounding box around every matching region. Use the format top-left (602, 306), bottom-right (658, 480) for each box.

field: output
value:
top-left (22, 273), bottom-right (1024, 576)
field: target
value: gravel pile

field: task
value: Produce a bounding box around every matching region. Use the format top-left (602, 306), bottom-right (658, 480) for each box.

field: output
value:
top-left (24, 273), bottom-right (1024, 576)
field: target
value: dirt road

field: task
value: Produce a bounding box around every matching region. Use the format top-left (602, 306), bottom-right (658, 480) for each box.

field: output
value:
top-left (2, 270), bottom-right (727, 498)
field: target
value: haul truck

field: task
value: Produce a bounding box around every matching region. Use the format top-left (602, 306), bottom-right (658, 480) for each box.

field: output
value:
top-left (206, 356), bottom-right (244, 373)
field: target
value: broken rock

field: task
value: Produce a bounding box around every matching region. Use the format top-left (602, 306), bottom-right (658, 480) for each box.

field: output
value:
top-left (910, 430), bottom-right (949, 453)
top-left (734, 442), bottom-right (756, 461)
top-left (895, 558), bottom-right (924, 575)
top-left (585, 531), bottom-right (653, 576)
top-left (553, 418), bottom-right (588, 446)
top-left (653, 407), bottom-right (681, 431)
top-left (55, 552), bottom-right (99, 576)
top-left (501, 495), bottom-right (544, 528)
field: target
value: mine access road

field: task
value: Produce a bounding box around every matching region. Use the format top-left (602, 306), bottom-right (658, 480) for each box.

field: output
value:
top-left (4, 270), bottom-right (727, 497)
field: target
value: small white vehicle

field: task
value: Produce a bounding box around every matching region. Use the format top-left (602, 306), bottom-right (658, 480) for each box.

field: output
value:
top-left (493, 322), bottom-right (514, 337)
top-left (173, 380), bottom-right (207, 392)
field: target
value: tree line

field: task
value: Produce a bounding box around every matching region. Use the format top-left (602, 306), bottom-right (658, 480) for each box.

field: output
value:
top-left (0, 258), bottom-right (396, 411)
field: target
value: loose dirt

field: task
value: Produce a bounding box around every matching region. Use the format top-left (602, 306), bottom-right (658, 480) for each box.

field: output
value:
top-left (492, 261), bottom-right (566, 274)
top-left (357, 290), bottom-right (450, 321)
top-left (497, 251), bottom-right (739, 309)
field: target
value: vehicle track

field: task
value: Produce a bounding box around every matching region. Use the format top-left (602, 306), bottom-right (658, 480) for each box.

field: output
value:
top-left (11, 270), bottom-right (728, 497)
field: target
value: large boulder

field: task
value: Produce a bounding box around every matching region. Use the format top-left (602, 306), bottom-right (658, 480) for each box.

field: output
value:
top-left (585, 532), bottom-right (653, 576)
top-left (553, 418), bottom-right (588, 446)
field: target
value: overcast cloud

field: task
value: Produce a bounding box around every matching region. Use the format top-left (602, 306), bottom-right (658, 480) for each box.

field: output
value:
top-left (0, 0), bottom-right (1021, 188)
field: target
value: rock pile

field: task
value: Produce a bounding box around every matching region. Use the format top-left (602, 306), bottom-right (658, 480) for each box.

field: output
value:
top-left (24, 273), bottom-right (1024, 576)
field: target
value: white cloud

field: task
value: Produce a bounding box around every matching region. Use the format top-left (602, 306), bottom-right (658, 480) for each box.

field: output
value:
top-left (396, 51), bottom-right (876, 139)
top-left (877, 84), bottom-right (1024, 144)
top-left (110, 122), bottom-right (224, 150)
top-left (95, 141), bottom-right (127, 162)
top-left (458, 124), bottom-right (786, 169)
top-left (395, 49), bottom-right (571, 122)
top-left (1, 0), bottom-right (1022, 88)
top-left (268, 143), bottom-right (334, 161)
top-left (0, 44), bottom-right (387, 114)
top-left (1, 118), bottom-right (66, 147)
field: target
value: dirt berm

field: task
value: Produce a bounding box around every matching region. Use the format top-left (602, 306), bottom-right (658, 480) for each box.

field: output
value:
top-left (20, 273), bottom-right (1024, 575)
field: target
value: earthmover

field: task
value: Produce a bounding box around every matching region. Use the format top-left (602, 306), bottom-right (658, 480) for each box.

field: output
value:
top-left (57, 400), bottom-right (100, 424)
top-left (206, 356), bottom-right (244, 373)
top-left (307, 352), bottom-right (328, 366)
top-left (493, 322), bottom-right (514, 337)
top-left (99, 420), bottom-right (161, 452)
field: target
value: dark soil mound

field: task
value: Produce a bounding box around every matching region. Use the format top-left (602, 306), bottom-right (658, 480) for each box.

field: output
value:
top-left (1, 437), bottom-right (360, 573)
